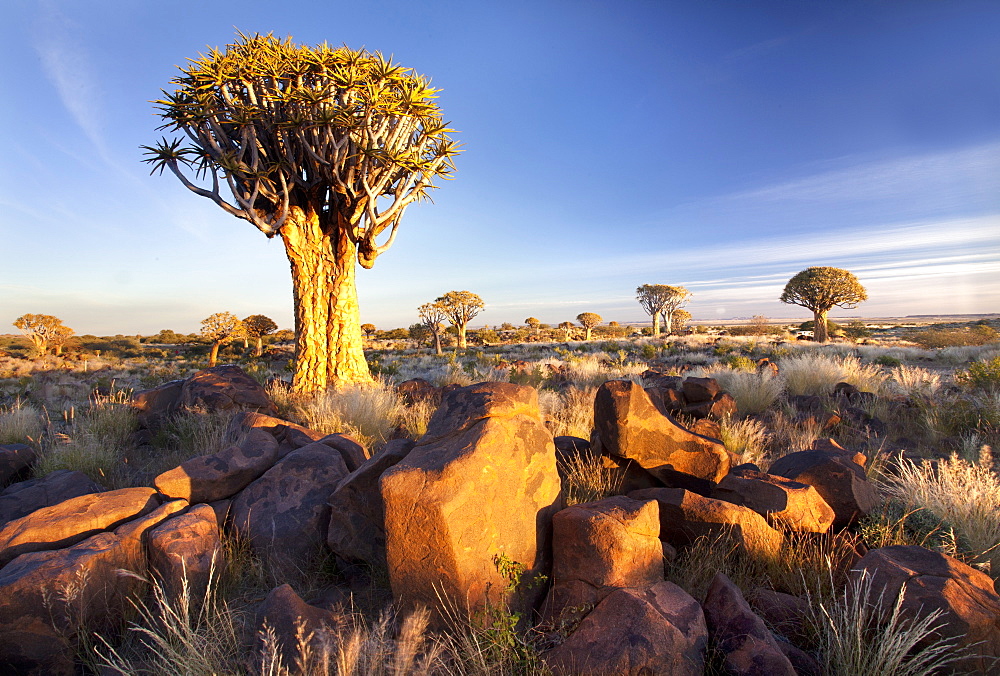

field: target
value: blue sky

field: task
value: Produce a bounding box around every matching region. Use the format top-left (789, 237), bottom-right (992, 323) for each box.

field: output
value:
top-left (1, 0), bottom-right (998, 334)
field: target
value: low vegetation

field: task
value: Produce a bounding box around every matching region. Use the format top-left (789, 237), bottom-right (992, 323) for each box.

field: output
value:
top-left (1, 318), bottom-right (998, 674)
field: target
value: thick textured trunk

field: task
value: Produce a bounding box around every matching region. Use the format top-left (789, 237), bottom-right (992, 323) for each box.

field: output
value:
top-left (652, 313), bottom-right (661, 336)
top-left (209, 341), bottom-right (221, 367)
top-left (584, 327), bottom-right (592, 341)
top-left (431, 330), bottom-right (443, 355)
top-left (54, 344), bottom-right (63, 356)
top-left (282, 207), bottom-right (371, 393)
top-left (254, 337), bottom-right (264, 357)
top-left (814, 309), bottom-right (829, 343)
top-left (457, 324), bottom-right (468, 350)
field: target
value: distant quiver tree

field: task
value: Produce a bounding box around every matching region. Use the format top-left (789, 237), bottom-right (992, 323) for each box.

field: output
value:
top-left (636, 284), bottom-right (679, 336)
top-left (242, 314), bottom-right (278, 356)
top-left (13, 314), bottom-right (69, 356)
top-left (780, 266), bottom-right (867, 343)
top-left (657, 286), bottom-right (691, 335)
top-left (436, 291), bottom-right (484, 350)
top-left (558, 321), bottom-right (574, 341)
top-left (417, 302), bottom-right (448, 355)
top-left (201, 312), bottom-right (243, 367)
top-left (576, 312), bottom-right (602, 341)
top-left (143, 32), bottom-right (460, 392)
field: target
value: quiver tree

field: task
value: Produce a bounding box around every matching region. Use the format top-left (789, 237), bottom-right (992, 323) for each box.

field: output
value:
top-left (143, 32), bottom-right (459, 392)
top-left (672, 308), bottom-right (692, 333)
top-left (657, 286), bottom-right (691, 335)
top-left (201, 312), bottom-right (243, 367)
top-left (558, 321), bottom-right (574, 341)
top-left (360, 323), bottom-right (377, 341)
top-left (576, 312), bottom-right (602, 341)
top-left (524, 317), bottom-right (541, 334)
top-left (50, 324), bottom-right (75, 356)
top-left (242, 314), bottom-right (278, 356)
top-left (436, 291), bottom-right (484, 350)
top-left (636, 284), bottom-right (675, 336)
top-left (13, 314), bottom-right (68, 356)
top-left (780, 266), bottom-right (867, 343)
top-left (418, 302), bottom-right (448, 355)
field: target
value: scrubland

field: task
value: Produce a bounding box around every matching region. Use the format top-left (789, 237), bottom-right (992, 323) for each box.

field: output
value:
top-left (1, 325), bottom-right (999, 674)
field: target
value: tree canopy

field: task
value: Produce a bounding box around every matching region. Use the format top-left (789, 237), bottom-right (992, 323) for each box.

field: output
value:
top-left (576, 312), bottom-right (602, 340)
top-left (780, 266), bottom-right (867, 343)
top-left (13, 314), bottom-right (69, 356)
top-left (436, 291), bottom-right (484, 350)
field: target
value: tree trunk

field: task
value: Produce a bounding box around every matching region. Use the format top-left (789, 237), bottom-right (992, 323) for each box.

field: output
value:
top-left (282, 207), bottom-right (372, 393)
top-left (432, 330), bottom-right (443, 355)
top-left (814, 309), bottom-right (829, 343)
top-left (254, 337), bottom-right (264, 357)
top-left (584, 327), bottom-right (592, 341)
top-left (54, 344), bottom-right (63, 356)
top-left (209, 340), bottom-right (221, 367)
top-left (457, 324), bottom-right (468, 350)
top-left (652, 313), bottom-right (661, 336)
top-left (662, 311), bottom-right (673, 335)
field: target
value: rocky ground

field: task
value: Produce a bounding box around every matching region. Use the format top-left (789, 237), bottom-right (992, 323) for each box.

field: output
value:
top-left (0, 338), bottom-right (998, 674)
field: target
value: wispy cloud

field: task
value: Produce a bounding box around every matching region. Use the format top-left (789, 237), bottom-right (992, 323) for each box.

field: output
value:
top-left (33, 2), bottom-right (108, 158)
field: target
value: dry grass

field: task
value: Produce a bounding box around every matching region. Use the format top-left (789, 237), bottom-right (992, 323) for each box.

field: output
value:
top-left (35, 389), bottom-right (137, 488)
top-left (718, 415), bottom-right (771, 467)
top-left (888, 365), bottom-right (942, 399)
top-left (881, 451), bottom-right (1000, 571)
top-left (699, 366), bottom-right (784, 416)
top-left (296, 380), bottom-right (405, 448)
top-left (0, 399), bottom-right (44, 446)
top-left (811, 569), bottom-right (968, 676)
top-left (780, 352), bottom-right (848, 396)
top-left (539, 385), bottom-right (596, 439)
top-left (559, 452), bottom-right (623, 507)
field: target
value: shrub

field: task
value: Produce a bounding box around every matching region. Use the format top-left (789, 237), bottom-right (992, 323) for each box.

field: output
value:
top-left (956, 354), bottom-right (1000, 391)
top-left (905, 325), bottom-right (999, 349)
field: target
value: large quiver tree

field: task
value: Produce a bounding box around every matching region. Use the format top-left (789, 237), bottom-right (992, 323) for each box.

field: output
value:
top-left (636, 284), bottom-right (688, 336)
top-left (144, 33), bottom-right (459, 392)
top-left (780, 266), bottom-right (867, 343)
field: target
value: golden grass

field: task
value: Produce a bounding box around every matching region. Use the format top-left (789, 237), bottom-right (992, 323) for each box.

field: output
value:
top-left (0, 399), bottom-right (44, 446)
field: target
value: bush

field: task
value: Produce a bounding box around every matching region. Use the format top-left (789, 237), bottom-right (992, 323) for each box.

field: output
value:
top-left (956, 354), bottom-right (1000, 391)
top-left (905, 325), bottom-right (999, 349)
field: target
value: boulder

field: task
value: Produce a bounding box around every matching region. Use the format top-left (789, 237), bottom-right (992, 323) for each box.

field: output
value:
top-left (0, 470), bottom-right (104, 529)
top-left (629, 487), bottom-right (783, 557)
top-left (231, 441), bottom-right (349, 576)
top-left (544, 582), bottom-right (707, 676)
top-left (131, 379), bottom-right (184, 428)
top-left (810, 437), bottom-right (867, 467)
top-left (255, 583), bottom-right (347, 667)
top-left (851, 545), bottom-right (1000, 670)
top-left (0, 616), bottom-right (74, 676)
top-left (553, 435), bottom-right (596, 467)
top-left (702, 572), bottom-right (796, 675)
top-left (713, 467), bottom-right (836, 533)
top-left (0, 443), bottom-right (37, 487)
top-left (380, 382), bottom-right (562, 623)
top-left (595, 380), bottom-right (729, 493)
top-left (396, 378), bottom-right (440, 405)
top-left (327, 439), bottom-right (414, 570)
top-left (747, 587), bottom-right (810, 640)
top-left (154, 428), bottom-right (279, 503)
top-left (148, 504), bottom-right (222, 603)
top-left (768, 449), bottom-right (876, 529)
top-left (224, 411), bottom-right (326, 458)
top-left (683, 392), bottom-right (738, 420)
top-left (681, 377), bottom-right (722, 403)
top-left (0, 500), bottom-right (186, 668)
top-left (318, 433), bottom-right (368, 472)
top-left (0, 487), bottom-right (159, 567)
top-left (546, 496), bottom-right (662, 621)
top-left (177, 365), bottom-right (278, 416)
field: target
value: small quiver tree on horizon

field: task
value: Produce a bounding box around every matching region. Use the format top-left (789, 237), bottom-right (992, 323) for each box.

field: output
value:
top-left (780, 266), bottom-right (867, 343)
top-left (242, 314), bottom-right (278, 357)
top-left (436, 291), bottom-right (484, 350)
top-left (201, 312), bottom-right (243, 367)
top-left (558, 321), bottom-right (574, 341)
top-left (418, 302), bottom-right (448, 355)
top-left (143, 32), bottom-right (460, 393)
top-left (13, 314), bottom-right (69, 357)
top-left (360, 323), bottom-right (377, 342)
top-left (576, 312), bottom-right (602, 341)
